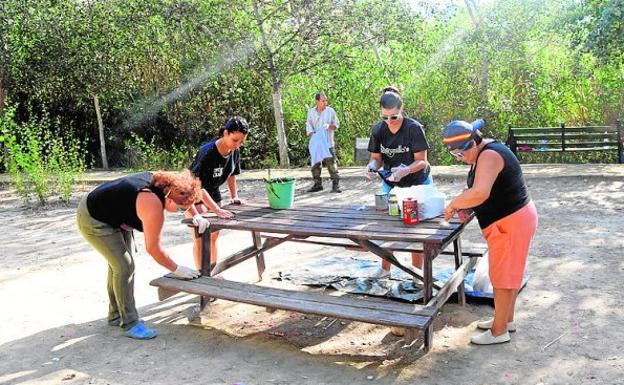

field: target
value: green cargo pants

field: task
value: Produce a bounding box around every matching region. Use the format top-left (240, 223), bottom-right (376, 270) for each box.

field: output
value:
top-left (311, 147), bottom-right (340, 185)
top-left (76, 195), bottom-right (138, 329)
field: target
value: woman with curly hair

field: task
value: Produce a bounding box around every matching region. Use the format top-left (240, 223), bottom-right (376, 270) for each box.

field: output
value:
top-left (77, 170), bottom-right (202, 339)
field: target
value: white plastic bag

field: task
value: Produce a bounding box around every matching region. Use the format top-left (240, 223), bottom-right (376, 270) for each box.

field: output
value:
top-left (472, 252), bottom-right (493, 294)
top-left (389, 184), bottom-right (446, 220)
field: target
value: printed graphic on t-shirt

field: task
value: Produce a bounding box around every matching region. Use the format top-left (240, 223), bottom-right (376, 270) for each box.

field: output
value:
top-left (380, 144), bottom-right (410, 158)
top-left (213, 167), bottom-right (223, 178)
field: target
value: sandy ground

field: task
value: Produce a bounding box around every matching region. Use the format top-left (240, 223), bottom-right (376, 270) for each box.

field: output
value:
top-left (1, 173), bottom-right (623, 385)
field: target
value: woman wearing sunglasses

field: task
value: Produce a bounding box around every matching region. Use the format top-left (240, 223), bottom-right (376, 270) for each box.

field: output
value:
top-left (77, 170), bottom-right (202, 339)
top-left (442, 119), bottom-right (538, 345)
top-left (365, 89), bottom-right (432, 279)
top-left (188, 116), bottom-right (249, 270)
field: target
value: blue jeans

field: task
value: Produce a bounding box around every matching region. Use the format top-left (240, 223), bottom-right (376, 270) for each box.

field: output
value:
top-left (381, 172), bottom-right (433, 193)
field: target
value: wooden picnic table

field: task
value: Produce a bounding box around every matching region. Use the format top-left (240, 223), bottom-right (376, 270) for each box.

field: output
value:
top-left (151, 202), bottom-right (484, 352)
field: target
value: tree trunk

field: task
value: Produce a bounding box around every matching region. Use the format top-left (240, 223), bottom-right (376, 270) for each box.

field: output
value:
top-left (93, 94), bottom-right (109, 170)
top-left (0, 75), bottom-right (8, 167)
top-left (271, 82), bottom-right (290, 167)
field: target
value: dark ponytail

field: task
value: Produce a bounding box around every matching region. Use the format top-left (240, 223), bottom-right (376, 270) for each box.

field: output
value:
top-left (219, 116), bottom-right (249, 137)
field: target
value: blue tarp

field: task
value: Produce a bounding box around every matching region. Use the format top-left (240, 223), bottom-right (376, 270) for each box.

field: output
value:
top-left (275, 255), bottom-right (528, 303)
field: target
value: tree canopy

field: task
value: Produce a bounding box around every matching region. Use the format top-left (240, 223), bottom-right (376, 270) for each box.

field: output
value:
top-left (1, 0), bottom-right (622, 169)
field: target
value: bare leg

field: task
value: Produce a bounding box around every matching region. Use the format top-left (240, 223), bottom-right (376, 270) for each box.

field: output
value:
top-left (411, 252), bottom-right (424, 270)
top-left (210, 231), bottom-right (219, 265)
top-left (381, 252), bottom-right (424, 271)
top-left (491, 288), bottom-right (518, 336)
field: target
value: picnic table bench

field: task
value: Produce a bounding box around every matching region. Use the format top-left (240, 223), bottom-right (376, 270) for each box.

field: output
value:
top-left (507, 121), bottom-right (623, 163)
top-left (150, 202), bottom-right (486, 352)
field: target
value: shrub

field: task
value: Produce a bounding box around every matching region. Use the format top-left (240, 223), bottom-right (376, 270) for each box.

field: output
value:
top-left (0, 105), bottom-right (87, 205)
top-left (124, 132), bottom-right (191, 171)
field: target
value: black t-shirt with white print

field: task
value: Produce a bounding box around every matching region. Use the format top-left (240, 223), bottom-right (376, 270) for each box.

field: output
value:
top-left (368, 117), bottom-right (431, 187)
top-left (189, 139), bottom-right (240, 203)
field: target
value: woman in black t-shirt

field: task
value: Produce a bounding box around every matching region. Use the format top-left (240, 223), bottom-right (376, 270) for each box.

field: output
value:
top-left (188, 116), bottom-right (249, 268)
top-left (365, 90), bottom-right (432, 279)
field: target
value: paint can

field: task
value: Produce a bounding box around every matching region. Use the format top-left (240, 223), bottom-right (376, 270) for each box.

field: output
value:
top-left (402, 198), bottom-right (419, 225)
top-left (374, 192), bottom-right (388, 211)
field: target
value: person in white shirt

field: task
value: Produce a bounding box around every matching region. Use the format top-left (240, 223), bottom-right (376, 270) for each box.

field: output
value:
top-left (306, 92), bottom-right (341, 193)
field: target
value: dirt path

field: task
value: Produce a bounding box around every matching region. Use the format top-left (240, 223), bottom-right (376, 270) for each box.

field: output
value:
top-left (1, 175), bottom-right (623, 385)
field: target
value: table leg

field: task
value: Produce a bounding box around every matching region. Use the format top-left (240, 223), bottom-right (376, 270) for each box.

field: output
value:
top-left (200, 228), bottom-right (214, 311)
top-left (423, 324), bottom-right (433, 353)
top-left (453, 238), bottom-right (466, 306)
top-left (423, 242), bottom-right (439, 303)
top-left (252, 231), bottom-right (266, 281)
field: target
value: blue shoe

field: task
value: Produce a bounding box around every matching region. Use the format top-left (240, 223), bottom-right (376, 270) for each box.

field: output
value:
top-left (125, 322), bottom-right (157, 340)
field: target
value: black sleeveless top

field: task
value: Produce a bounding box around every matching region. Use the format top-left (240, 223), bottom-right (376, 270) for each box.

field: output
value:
top-left (467, 141), bottom-right (529, 229)
top-left (86, 172), bottom-right (165, 232)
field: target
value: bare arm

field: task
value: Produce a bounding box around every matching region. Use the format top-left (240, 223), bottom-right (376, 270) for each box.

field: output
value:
top-left (200, 188), bottom-right (234, 218)
top-left (369, 152), bottom-right (382, 169)
top-left (445, 150), bottom-right (503, 218)
top-left (406, 150), bottom-right (429, 173)
top-left (136, 192), bottom-right (177, 272)
top-left (227, 175), bottom-right (240, 202)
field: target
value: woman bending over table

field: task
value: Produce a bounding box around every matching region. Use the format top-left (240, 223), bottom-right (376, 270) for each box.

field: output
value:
top-left (77, 171), bottom-right (202, 339)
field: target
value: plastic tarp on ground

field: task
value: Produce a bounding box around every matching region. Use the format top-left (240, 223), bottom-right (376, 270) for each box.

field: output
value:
top-left (274, 255), bottom-right (528, 303)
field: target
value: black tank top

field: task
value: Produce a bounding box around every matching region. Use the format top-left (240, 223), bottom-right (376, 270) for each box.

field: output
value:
top-left (467, 141), bottom-right (530, 229)
top-left (86, 172), bottom-right (165, 232)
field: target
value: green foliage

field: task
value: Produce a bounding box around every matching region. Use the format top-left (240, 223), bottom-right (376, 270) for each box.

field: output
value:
top-left (570, 0), bottom-right (624, 63)
top-left (1, 0), bottom-right (622, 169)
top-left (124, 132), bottom-right (190, 171)
top-left (0, 105), bottom-right (87, 205)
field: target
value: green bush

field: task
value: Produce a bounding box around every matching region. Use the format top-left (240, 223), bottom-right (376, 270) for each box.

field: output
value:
top-left (0, 105), bottom-right (86, 205)
top-left (124, 132), bottom-right (190, 171)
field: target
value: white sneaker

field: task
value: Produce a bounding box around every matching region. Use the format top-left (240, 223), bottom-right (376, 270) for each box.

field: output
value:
top-left (470, 330), bottom-right (511, 345)
top-left (368, 267), bottom-right (391, 279)
top-left (476, 318), bottom-right (516, 332)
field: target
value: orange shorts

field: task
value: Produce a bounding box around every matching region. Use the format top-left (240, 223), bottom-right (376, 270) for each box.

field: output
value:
top-left (482, 201), bottom-right (538, 289)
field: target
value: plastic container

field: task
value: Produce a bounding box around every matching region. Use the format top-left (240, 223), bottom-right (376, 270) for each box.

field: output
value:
top-left (265, 177), bottom-right (296, 209)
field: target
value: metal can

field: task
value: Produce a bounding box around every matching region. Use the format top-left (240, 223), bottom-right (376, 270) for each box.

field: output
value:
top-left (402, 198), bottom-right (419, 225)
top-left (388, 194), bottom-right (400, 216)
top-left (375, 192), bottom-right (388, 211)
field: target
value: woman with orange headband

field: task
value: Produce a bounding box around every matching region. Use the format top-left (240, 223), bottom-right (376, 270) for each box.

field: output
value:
top-left (443, 119), bottom-right (538, 345)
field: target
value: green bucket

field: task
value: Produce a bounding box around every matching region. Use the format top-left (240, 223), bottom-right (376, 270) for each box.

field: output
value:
top-left (265, 177), bottom-right (296, 209)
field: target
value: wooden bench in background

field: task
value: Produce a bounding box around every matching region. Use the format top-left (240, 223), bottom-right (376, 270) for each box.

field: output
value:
top-left (507, 120), bottom-right (623, 163)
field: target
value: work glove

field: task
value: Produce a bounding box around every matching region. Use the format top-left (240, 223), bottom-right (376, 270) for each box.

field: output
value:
top-left (388, 165), bottom-right (411, 182)
top-left (172, 265), bottom-right (200, 279)
top-left (192, 214), bottom-right (209, 234)
top-left (365, 160), bottom-right (379, 180)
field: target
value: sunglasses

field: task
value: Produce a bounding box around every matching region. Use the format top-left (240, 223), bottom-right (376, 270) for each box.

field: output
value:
top-left (448, 140), bottom-right (474, 158)
top-left (381, 113), bottom-right (401, 121)
top-left (165, 190), bottom-right (188, 213)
